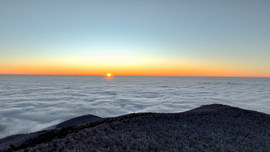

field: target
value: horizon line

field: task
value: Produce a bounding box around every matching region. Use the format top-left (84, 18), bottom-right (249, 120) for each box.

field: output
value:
top-left (0, 74), bottom-right (269, 78)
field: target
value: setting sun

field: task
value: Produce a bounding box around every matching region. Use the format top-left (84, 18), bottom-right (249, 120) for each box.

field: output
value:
top-left (106, 73), bottom-right (112, 78)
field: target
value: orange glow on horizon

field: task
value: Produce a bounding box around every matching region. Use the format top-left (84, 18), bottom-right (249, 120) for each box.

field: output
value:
top-left (1, 67), bottom-right (269, 77)
top-left (1, 60), bottom-right (270, 77)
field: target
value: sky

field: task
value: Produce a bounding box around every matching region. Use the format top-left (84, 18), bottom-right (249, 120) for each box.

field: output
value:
top-left (0, 0), bottom-right (270, 77)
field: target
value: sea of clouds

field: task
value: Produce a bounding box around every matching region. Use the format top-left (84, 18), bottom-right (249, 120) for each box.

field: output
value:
top-left (0, 75), bottom-right (270, 139)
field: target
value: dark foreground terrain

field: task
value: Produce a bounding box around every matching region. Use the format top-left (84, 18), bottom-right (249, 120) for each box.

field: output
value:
top-left (1, 104), bottom-right (270, 152)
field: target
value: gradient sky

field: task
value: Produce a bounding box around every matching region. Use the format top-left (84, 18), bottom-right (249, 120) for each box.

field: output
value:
top-left (1, 1), bottom-right (270, 77)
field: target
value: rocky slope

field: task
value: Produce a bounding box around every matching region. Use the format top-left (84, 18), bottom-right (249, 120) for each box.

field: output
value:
top-left (1, 104), bottom-right (270, 152)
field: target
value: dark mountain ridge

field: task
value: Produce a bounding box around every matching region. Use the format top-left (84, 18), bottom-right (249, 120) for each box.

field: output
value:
top-left (1, 104), bottom-right (270, 152)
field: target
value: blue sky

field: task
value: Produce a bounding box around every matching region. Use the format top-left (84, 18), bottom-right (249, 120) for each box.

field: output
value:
top-left (1, 1), bottom-right (270, 76)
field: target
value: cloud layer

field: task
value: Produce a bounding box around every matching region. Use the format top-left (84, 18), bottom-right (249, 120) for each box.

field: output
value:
top-left (0, 75), bottom-right (270, 139)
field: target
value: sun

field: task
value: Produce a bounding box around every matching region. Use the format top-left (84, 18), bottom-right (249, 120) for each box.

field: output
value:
top-left (106, 73), bottom-right (112, 78)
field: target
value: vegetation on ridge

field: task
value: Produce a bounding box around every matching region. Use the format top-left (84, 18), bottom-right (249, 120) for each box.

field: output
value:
top-left (3, 104), bottom-right (270, 152)
top-left (6, 113), bottom-right (154, 152)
